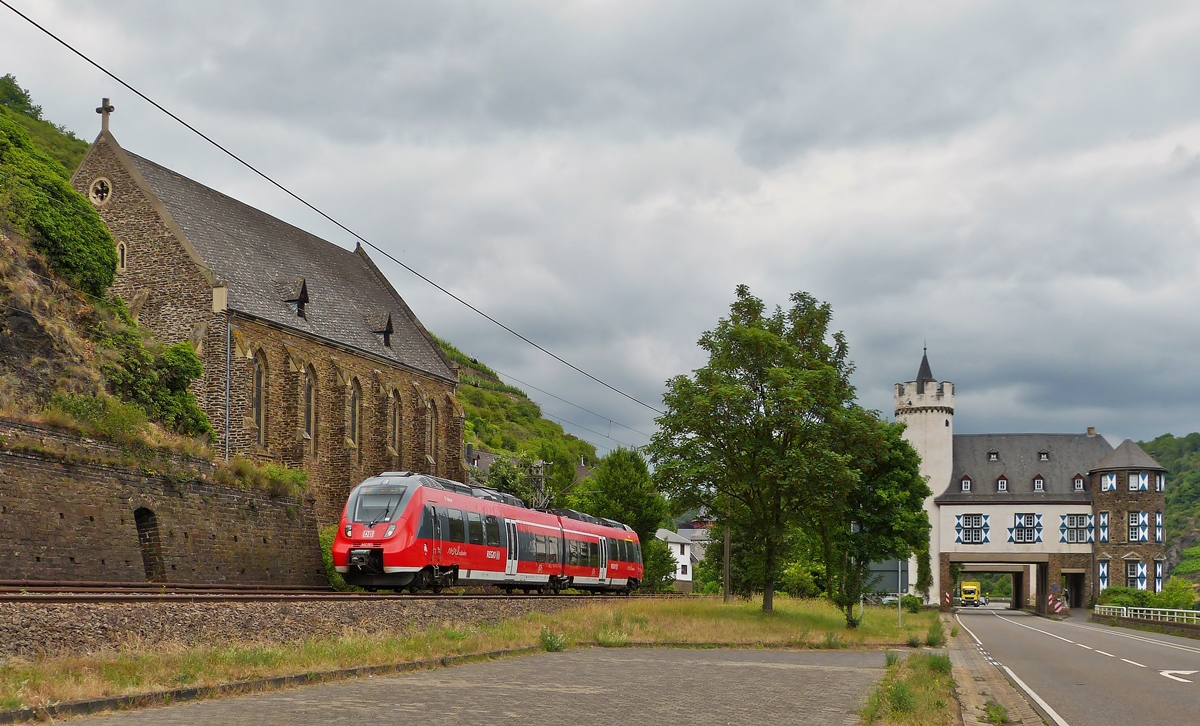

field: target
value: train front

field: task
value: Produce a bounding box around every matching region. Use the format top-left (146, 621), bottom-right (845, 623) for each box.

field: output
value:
top-left (331, 475), bottom-right (423, 590)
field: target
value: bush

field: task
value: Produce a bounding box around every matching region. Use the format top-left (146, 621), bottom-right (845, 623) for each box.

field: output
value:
top-left (263, 463), bottom-right (308, 499)
top-left (540, 627), bottom-right (566, 652)
top-left (0, 111), bottom-right (115, 297)
top-left (887, 681), bottom-right (916, 713)
top-left (1154, 577), bottom-right (1197, 610)
top-left (48, 393), bottom-right (147, 446)
top-left (925, 618), bottom-right (945, 648)
top-left (1097, 585), bottom-right (1154, 608)
top-left (780, 560), bottom-right (823, 598)
top-left (902, 594), bottom-right (922, 614)
top-left (317, 524), bottom-right (359, 592)
top-left (640, 538), bottom-right (677, 593)
top-left (98, 325), bottom-right (212, 439)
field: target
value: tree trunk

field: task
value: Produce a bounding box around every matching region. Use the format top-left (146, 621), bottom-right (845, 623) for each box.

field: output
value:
top-left (762, 535), bottom-right (776, 613)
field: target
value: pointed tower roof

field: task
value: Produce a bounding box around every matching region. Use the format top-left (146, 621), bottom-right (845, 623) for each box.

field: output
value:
top-left (1093, 439), bottom-right (1166, 472)
top-left (916, 348), bottom-right (936, 393)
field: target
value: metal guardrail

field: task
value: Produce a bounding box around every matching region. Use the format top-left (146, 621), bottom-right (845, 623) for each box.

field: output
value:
top-left (1095, 604), bottom-right (1200, 624)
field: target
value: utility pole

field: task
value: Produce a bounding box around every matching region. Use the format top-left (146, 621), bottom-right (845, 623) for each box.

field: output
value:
top-left (898, 558), bottom-right (903, 627)
top-left (723, 526), bottom-right (732, 603)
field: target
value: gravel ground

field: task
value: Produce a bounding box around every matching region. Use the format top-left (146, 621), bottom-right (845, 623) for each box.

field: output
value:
top-left (0, 599), bottom-right (575, 657)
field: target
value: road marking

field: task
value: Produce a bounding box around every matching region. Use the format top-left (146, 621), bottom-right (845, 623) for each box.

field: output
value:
top-left (993, 613), bottom-right (1075, 644)
top-left (955, 613), bottom-right (983, 645)
top-left (1058, 620), bottom-right (1200, 656)
top-left (1095, 650), bottom-right (1115, 658)
top-left (1121, 659), bottom-right (1146, 668)
top-left (1160, 670), bottom-right (1197, 683)
top-left (1002, 666), bottom-right (1071, 726)
top-left (1075, 644), bottom-right (1092, 650)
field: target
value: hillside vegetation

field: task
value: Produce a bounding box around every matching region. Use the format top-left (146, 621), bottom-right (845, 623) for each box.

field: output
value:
top-left (1139, 433), bottom-right (1200, 580)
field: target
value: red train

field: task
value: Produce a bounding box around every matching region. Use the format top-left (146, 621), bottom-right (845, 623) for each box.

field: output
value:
top-left (331, 472), bottom-right (644, 593)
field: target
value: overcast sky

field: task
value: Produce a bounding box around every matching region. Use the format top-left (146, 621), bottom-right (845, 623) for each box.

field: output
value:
top-left (5, 1), bottom-right (1200, 453)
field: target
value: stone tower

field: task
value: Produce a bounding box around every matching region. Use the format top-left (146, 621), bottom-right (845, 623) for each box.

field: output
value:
top-left (894, 350), bottom-right (954, 601)
top-left (1090, 439), bottom-right (1167, 597)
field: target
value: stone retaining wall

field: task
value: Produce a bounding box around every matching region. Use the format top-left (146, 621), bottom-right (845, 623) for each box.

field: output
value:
top-left (0, 598), bottom-right (576, 657)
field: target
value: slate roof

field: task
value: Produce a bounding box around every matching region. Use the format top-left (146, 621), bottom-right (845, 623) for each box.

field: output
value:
top-left (122, 148), bottom-right (455, 382)
top-left (916, 351), bottom-right (936, 393)
top-left (935, 433), bottom-right (1114, 505)
top-left (1093, 439), bottom-right (1166, 472)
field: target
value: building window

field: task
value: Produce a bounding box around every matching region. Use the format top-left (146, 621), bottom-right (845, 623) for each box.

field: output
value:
top-left (1128, 511), bottom-right (1139, 542)
top-left (1074, 476), bottom-right (1084, 491)
top-left (348, 379), bottom-right (361, 449)
top-left (1156, 474), bottom-right (1165, 492)
top-left (997, 477), bottom-right (1007, 492)
top-left (303, 366), bottom-right (316, 452)
top-left (1064, 514), bottom-right (1088, 543)
top-left (961, 513), bottom-right (986, 544)
top-left (391, 391), bottom-right (402, 459)
top-left (988, 451), bottom-right (999, 461)
top-left (252, 354), bottom-right (266, 446)
top-left (116, 242), bottom-right (127, 272)
top-left (428, 400), bottom-right (439, 475)
top-left (1126, 561), bottom-right (1141, 589)
top-left (1129, 473), bottom-right (1139, 491)
top-left (1101, 473), bottom-right (1116, 491)
top-left (961, 476), bottom-right (972, 492)
top-left (680, 564), bottom-right (688, 576)
top-left (1038, 451), bottom-right (1049, 461)
top-left (1033, 476), bottom-right (1044, 492)
top-left (1013, 513), bottom-right (1037, 543)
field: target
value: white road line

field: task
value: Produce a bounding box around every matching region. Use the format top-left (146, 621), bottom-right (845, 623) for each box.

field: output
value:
top-left (1002, 666), bottom-right (1071, 726)
top-left (1160, 670), bottom-right (1197, 683)
top-left (1121, 658), bottom-right (1146, 668)
top-left (1076, 644), bottom-right (1092, 650)
top-left (955, 613), bottom-right (984, 645)
top-left (1096, 650), bottom-right (1115, 658)
top-left (993, 613), bottom-right (1076, 644)
top-left (1059, 620), bottom-right (1200, 656)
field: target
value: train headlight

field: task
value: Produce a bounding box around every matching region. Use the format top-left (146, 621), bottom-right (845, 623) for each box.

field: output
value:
top-left (344, 524), bottom-right (352, 538)
top-left (385, 524), bottom-right (397, 538)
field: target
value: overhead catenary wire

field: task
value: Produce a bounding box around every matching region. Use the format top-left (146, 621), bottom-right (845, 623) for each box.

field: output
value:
top-left (487, 366), bottom-right (654, 439)
top-left (0, 0), bottom-right (664, 416)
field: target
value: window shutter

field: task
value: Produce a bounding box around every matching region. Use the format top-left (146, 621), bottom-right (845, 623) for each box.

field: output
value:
top-left (1138, 473), bottom-right (1149, 491)
top-left (1098, 561), bottom-right (1108, 591)
top-left (1155, 512), bottom-right (1163, 543)
top-left (1136, 562), bottom-right (1148, 590)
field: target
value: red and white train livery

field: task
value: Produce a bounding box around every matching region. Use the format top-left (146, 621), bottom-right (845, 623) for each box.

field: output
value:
top-left (331, 472), bottom-right (644, 593)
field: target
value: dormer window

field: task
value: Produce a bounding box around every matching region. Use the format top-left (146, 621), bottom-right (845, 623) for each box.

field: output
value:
top-left (277, 278), bottom-right (309, 319)
top-left (961, 476), bottom-right (972, 492)
top-left (1033, 476), bottom-right (1044, 492)
top-left (988, 451), bottom-right (999, 461)
top-left (1038, 451), bottom-right (1049, 461)
top-left (997, 476), bottom-right (1008, 492)
top-left (1074, 476), bottom-right (1084, 491)
top-left (368, 312), bottom-right (394, 349)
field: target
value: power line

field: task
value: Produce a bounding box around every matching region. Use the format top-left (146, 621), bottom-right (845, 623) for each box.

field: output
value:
top-left (0, 0), bottom-right (664, 416)
top-left (487, 367), bottom-right (655, 439)
top-left (540, 411), bottom-right (634, 449)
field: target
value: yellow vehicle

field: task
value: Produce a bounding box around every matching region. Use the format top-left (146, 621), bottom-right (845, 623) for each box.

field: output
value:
top-left (961, 581), bottom-right (981, 607)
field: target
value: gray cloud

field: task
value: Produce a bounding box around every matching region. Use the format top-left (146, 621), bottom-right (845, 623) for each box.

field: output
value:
top-left (4, 0), bottom-right (1200, 451)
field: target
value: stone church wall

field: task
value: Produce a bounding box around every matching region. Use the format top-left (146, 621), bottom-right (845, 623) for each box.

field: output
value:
top-left (0, 423), bottom-right (325, 585)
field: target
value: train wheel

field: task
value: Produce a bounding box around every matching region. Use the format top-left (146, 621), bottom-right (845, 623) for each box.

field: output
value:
top-left (408, 584), bottom-right (420, 594)
top-left (504, 587), bottom-right (514, 595)
top-left (366, 587), bottom-right (378, 593)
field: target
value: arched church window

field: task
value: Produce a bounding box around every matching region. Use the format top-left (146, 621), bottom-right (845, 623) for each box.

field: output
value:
top-left (391, 390), bottom-right (403, 460)
top-left (117, 242), bottom-right (126, 272)
top-left (348, 379), bottom-right (362, 449)
top-left (303, 366), bottom-right (317, 453)
top-left (252, 353), bottom-right (267, 446)
top-left (428, 400), bottom-right (439, 476)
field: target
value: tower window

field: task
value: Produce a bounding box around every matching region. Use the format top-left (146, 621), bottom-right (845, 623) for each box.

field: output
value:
top-left (997, 477), bottom-right (1007, 492)
top-left (961, 476), bottom-right (972, 492)
top-left (988, 451), bottom-right (999, 462)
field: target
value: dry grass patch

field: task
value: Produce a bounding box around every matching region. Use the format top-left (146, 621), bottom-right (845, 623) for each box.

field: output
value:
top-left (0, 597), bottom-right (937, 712)
top-left (861, 651), bottom-right (957, 725)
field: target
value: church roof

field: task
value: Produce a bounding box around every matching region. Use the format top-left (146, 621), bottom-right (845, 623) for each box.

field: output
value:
top-left (1092, 439), bottom-right (1165, 472)
top-left (935, 432), bottom-right (1114, 504)
top-left (120, 148), bottom-right (455, 382)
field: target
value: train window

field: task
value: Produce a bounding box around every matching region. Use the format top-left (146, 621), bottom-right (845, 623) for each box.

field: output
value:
top-left (534, 534), bottom-right (546, 563)
top-left (351, 488), bottom-right (408, 523)
top-left (617, 539), bottom-right (626, 562)
top-left (567, 539), bottom-right (578, 566)
top-left (518, 529), bottom-right (534, 561)
top-left (634, 542), bottom-right (642, 564)
top-left (447, 509), bottom-right (466, 543)
top-left (484, 516), bottom-right (501, 547)
top-left (607, 538), bottom-right (618, 562)
top-left (547, 536), bottom-right (559, 564)
top-left (418, 505), bottom-right (434, 539)
top-left (589, 541), bottom-right (599, 568)
top-left (467, 512), bottom-right (484, 545)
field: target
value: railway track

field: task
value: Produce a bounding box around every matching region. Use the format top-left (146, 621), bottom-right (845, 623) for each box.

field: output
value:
top-left (0, 581), bottom-right (689, 604)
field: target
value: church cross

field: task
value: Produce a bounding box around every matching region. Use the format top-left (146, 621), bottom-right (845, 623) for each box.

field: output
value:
top-left (96, 98), bottom-right (115, 133)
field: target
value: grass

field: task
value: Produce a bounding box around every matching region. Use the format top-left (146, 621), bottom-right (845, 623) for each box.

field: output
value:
top-left (0, 598), bottom-right (938, 712)
top-left (984, 700), bottom-right (1010, 724)
top-left (861, 651), bottom-right (957, 725)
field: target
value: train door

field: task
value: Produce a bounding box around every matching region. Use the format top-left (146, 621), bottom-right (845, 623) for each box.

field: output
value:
top-left (598, 536), bottom-right (608, 585)
top-left (431, 506), bottom-right (444, 566)
top-left (505, 521), bottom-right (519, 577)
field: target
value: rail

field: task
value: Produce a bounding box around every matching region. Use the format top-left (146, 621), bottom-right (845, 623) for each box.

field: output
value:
top-left (1094, 604), bottom-right (1200, 624)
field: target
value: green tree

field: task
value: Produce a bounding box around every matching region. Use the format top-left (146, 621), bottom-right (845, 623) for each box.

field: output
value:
top-left (0, 74), bottom-right (42, 119)
top-left (571, 447), bottom-right (669, 542)
top-left (639, 538), bottom-right (677, 593)
top-left (483, 454), bottom-right (534, 504)
top-left (649, 285), bottom-right (856, 612)
top-left (808, 410), bottom-right (930, 627)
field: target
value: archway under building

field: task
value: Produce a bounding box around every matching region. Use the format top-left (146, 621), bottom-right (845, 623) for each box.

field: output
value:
top-left (958, 563), bottom-right (1025, 610)
top-left (940, 553), bottom-right (1090, 615)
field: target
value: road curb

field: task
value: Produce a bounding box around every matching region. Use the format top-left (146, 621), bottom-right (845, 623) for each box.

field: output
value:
top-left (0, 646), bottom-right (540, 724)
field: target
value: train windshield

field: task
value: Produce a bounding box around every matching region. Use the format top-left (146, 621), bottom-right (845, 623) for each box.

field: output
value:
top-left (351, 485), bottom-right (409, 524)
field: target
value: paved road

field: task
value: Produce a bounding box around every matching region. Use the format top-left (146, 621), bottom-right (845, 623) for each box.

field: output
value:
top-left (75, 648), bottom-right (886, 726)
top-left (955, 609), bottom-right (1200, 726)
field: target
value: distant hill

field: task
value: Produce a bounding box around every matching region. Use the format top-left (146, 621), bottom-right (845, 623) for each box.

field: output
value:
top-left (1, 74), bottom-right (89, 172)
top-left (1138, 433), bottom-right (1200, 580)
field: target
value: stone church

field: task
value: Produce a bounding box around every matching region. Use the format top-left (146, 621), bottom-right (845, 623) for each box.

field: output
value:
top-left (71, 104), bottom-right (467, 521)
top-left (896, 352), bottom-right (1166, 612)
